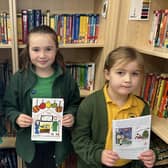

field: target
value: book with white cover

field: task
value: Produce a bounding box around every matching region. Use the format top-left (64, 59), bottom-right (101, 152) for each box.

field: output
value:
top-left (113, 115), bottom-right (151, 159)
top-left (31, 98), bottom-right (64, 141)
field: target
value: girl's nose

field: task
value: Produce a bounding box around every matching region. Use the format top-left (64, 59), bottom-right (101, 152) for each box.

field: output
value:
top-left (39, 50), bottom-right (45, 58)
top-left (124, 73), bottom-right (131, 82)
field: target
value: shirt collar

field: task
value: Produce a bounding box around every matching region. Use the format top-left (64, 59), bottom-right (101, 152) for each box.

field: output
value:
top-left (103, 84), bottom-right (138, 109)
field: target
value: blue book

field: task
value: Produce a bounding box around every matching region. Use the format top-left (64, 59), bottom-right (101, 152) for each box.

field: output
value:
top-left (28, 9), bottom-right (35, 31)
top-left (34, 9), bottom-right (42, 27)
top-left (74, 14), bottom-right (80, 43)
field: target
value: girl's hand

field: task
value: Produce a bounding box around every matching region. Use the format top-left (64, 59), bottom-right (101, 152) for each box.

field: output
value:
top-left (101, 149), bottom-right (120, 167)
top-left (62, 114), bottom-right (74, 127)
top-left (16, 114), bottom-right (33, 128)
top-left (138, 149), bottom-right (156, 168)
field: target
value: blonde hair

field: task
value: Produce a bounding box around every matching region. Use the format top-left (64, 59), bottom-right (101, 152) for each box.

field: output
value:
top-left (104, 46), bottom-right (144, 72)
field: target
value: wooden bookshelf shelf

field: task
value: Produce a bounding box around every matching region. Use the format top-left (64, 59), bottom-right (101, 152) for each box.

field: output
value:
top-left (137, 47), bottom-right (168, 59)
top-left (80, 89), bottom-right (93, 97)
top-left (155, 158), bottom-right (168, 166)
top-left (0, 44), bottom-right (12, 48)
top-left (18, 43), bottom-right (104, 49)
top-left (152, 115), bottom-right (168, 144)
top-left (60, 43), bottom-right (104, 48)
top-left (0, 137), bottom-right (16, 148)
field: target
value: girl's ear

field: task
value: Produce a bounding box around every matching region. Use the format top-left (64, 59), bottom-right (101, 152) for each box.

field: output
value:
top-left (104, 69), bottom-right (110, 81)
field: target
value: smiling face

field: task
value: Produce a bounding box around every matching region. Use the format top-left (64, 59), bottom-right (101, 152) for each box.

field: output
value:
top-left (29, 33), bottom-right (57, 76)
top-left (104, 60), bottom-right (142, 99)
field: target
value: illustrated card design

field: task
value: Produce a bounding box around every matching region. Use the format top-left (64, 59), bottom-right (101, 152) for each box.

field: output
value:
top-left (113, 115), bottom-right (151, 159)
top-left (31, 98), bottom-right (64, 142)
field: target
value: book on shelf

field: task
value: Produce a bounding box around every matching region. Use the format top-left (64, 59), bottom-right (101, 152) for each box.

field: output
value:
top-left (0, 12), bottom-right (11, 44)
top-left (149, 9), bottom-right (168, 48)
top-left (150, 75), bottom-right (160, 111)
top-left (153, 74), bottom-right (167, 117)
top-left (140, 73), bottom-right (168, 118)
top-left (16, 9), bottom-right (100, 45)
top-left (66, 62), bottom-right (95, 91)
top-left (158, 9), bottom-right (168, 47)
top-left (158, 80), bottom-right (168, 118)
top-left (27, 9), bottom-right (35, 32)
top-left (143, 73), bottom-right (153, 103)
top-left (21, 9), bottom-right (28, 44)
top-left (17, 13), bottom-right (23, 44)
top-left (0, 149), bottom-right (17, 168)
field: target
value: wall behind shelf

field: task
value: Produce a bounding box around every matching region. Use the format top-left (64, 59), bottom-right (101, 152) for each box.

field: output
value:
top-left (0, 0), bottom-right (9, 10)
top-left (142, 53), bottom-right (168, 74)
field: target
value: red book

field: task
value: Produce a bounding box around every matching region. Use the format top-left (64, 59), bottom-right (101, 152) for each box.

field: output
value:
top-left (21, 9), bottom-right (28, 44)
top-left (143, 73), bottom-right (153, 102)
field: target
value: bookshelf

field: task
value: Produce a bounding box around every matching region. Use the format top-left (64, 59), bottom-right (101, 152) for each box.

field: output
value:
top-left (115, 0), bottom-right (168, 150)
top-left (152, 115), bottom-right (168, 144)
top-left (1, 0), bottom-right (120, 167)
top-left (1, 0), bottom-right (168, 167)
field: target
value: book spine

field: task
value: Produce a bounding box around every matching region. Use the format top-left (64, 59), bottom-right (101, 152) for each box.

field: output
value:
top-left (0, 12), bottom-right (5, 44)
top-left (74, 14), bottom-right (80, 43)
top-left (94, 14), bottom-right (99, 43)
top-left (158, 10), bottom-right (168, 47)
top-left (7, 14), bottom-right (11, 44)
top-left (154, 10), bottom-right (163, 47)
top-left (50, 14), bottom-right (55, 31)
top-left (28, 9), bottom-right (35, 31)
top-left (71, 14), bottom-right (76, 43)
top-left (3, 12), bottom-right (8, 44)
top-left (63, 14), bottom-right (67, 44)
top-left (17, 13), bottom-right (23, 44)
top-left (34, 9), bottom-right (42, 27)
top-left (21, 9), bottom-right (28, 44)
top-left (46, 10), bottom-right (50, 26)
top-left (158, 80), bottom-right (168, 118)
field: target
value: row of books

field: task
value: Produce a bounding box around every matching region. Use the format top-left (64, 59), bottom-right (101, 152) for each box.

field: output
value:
top-left (140, 73), bottom-right (168, 118)
top-left (149, 9), bottom-right (168, 48)
top-left (0, 149), bottom-right (17, 168)
top-left (151, 133), bottom-right (168, 164)
top-left (17, 9), bottom-right (99, 44)
top-left (0, 12), bottom-right (11, 44)
top-left (66, 63), bottom-right (95, 91)
top-left (0, 62), bottom-right (11, 98)
top-left (0, 62), bottom-right (13, 137)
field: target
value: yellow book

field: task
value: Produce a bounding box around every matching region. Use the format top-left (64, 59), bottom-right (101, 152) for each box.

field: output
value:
top-left (50, 15), bottom-right (55, 31)
top-left (17, 13), bottom-right (23, 44)
top-left (46, 10), bottom-right (50, 26)
top-left (153, 74), bottom-right (167, 116)
top-left (7, 13), bottom-right (11, 44)
top-left (84, 15), bottom-right (89, 43)
top-left (79, 15), bottom-right (84, 43)
top-left (63, 15), bottom-right (66, 44)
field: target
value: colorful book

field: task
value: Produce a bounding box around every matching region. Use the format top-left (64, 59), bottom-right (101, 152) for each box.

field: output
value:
top-left (153, 74), bottom-right (167, 116)
top-left (158, 80), bottom-right (168, 118)
top-left (158, 9), bottom-right (168, 47)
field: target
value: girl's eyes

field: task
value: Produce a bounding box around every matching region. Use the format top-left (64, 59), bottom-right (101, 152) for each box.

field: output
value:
top-left (32, 48), bottom-right (40, 52)
top-left (132, 72), bottom-right (140, 76)
top-left (31, 47), bottom-right (53, 52)
top-left (46, 47), bottom-right (52, 51)
top-left (116, 71), bottom-right (125, 75)
top-left (116, 71), bottom-right (140, 76)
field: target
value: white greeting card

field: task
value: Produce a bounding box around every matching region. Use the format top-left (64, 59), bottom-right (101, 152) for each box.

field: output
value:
top-left (31, 98), bottom-right (64, 142)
